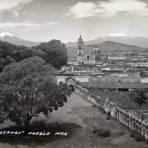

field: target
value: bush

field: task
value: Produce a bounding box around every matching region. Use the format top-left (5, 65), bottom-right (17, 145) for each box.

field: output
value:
top-left (92, 128), bottom-right (98, 134)
top-left (0, 114), bottom-right (6, 124)
top-left (135, 135), bottom-right (145, 142)
top-left (129, 130), bottom-right (135, 137)
top-left (93, 128), bottom-right (111, 138)
top-left (145, 139), bottom-right (148, 144)
top-left (92, 104), bottom-right (97, 108)
top-left (30, 120), bottom-right (46, 128)
top-left (106, 112), bottom-right (111, 120)
top-left (129, 130), bottom-right (144, 142)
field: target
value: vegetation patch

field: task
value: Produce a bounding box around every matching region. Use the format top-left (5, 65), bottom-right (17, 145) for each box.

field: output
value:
top-left (93, 128), bottom-right (111, 138)
top-left (129, 130), bottom-right (145, 142)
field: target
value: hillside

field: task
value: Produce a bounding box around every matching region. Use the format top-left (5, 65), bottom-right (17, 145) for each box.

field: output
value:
top-left (87, 36), bottom-right (148, 48)
top-left (66, 36), bottom-right (148, 48)
top-left (0, 32), bottom-right (40, 47)
top-left (99, 41), bottom-right (146, 54)
top-left (67, 41), bottom-right (147, 59)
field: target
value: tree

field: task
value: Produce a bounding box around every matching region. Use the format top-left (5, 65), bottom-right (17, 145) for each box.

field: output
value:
top-left (0, 40), bottom-right (67, 72)
top-left (130, 89), bottom-right (147, 108)
top-left (130, 89), bottom-right (147, 119)
top-left (0, 57), bottom-right (71, 127)
top-left (34, 40), bottom-right (68, 69)
top-left (0, 41), bottom-right (34, 72)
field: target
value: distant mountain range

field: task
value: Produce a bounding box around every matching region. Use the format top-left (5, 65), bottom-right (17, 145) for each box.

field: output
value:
top-left (0, 32), bottom-right (148, 50)
top-left (97, 41), bottom-right (146, 53)
top-left (66, 35), bottom-right (148, 48)
top-left (0, 32), bottom-right (40, 47)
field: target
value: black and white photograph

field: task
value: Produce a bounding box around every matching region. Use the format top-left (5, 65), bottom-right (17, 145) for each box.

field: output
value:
top-left (0, 0), bottom-right (148, 147)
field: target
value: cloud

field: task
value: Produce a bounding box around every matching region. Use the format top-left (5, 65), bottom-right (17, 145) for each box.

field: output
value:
top-left (66, 2), bottom-right (101, 18)
top-left (13, 11), bottom-right (19, 17)
top-left (99, 0), bottom-right (148, 17)
top-left (0, 0), bottom-right (33, 11)
top-left (67, 0), bottom-right (148, 18)
top-left (0, 22), bottom-right (57, 31)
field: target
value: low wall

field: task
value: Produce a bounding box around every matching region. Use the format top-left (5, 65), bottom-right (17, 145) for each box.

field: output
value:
top-left (74, 83), bottom-right (148, 140)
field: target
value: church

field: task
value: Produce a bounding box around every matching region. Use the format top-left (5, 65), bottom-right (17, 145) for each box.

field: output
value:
top-left (67, 35), bottom-right (106, 66)
top-left (76, 35), bottom-right (102, 65)
top-left (66, 35), bottom-right (103, 73)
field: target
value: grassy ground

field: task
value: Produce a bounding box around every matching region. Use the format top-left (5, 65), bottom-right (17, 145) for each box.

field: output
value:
top-left (0, 92), bottom-right (147, 148)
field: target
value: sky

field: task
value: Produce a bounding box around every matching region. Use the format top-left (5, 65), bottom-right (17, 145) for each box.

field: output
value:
top-left (0, 0), bottom-right (148, 42)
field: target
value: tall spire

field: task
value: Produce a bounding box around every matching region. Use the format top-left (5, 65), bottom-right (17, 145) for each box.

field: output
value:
top-left (78, 35), bottom-right (84, 46)
top-left (77, 35), bottom-right (84, 64)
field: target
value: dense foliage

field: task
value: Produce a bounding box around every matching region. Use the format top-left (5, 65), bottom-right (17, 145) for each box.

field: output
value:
top-left (94, 128), bottom-right (111, 138)
top-left (0, 40), bottom-right (68, 72)
top-left (130, 90), bottom-right (147, 107)
top-left (0, 57), bottom-right (71, 127)
top-left (34, 40), bottom-right (68, 69)
top-left (0, 41), bottom-right (33, 72)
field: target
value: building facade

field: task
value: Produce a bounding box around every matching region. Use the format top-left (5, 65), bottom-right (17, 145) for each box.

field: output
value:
top-left (76, 35), bottom-right (102, 65)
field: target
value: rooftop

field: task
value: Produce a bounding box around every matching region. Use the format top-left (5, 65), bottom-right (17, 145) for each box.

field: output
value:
top-left (79, 82), bottom-right (148, 89)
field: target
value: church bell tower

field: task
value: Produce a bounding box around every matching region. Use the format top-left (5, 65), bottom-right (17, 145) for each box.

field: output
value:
top-left (77, 35), bottom-right (84, 64)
